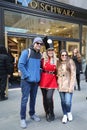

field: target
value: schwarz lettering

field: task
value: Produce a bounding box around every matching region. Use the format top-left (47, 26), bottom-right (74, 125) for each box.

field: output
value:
top-left (29, 0), bottom-right (75, 17)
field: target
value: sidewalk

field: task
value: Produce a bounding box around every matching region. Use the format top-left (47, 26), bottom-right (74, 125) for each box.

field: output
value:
top-left (0, 80), bottom-right (87, 130)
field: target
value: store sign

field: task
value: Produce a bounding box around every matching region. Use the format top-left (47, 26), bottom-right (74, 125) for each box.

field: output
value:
top-left (29, 0), bottom-right (74, 17)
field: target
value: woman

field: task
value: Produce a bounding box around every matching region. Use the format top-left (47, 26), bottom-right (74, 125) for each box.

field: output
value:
top-left (39, 37), bottom-right (58, 122)
top-left (72, 48), bottom-right (82, 91)
top-left (57, 49), bottom-right (76, 124)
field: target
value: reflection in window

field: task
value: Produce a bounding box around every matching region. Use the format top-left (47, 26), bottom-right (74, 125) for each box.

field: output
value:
top-left (82, 25), bottom-right (87, 72)
top-left (17, 0), bottom-right (32, 6)
top-left (3, 0), bottom-right (32, 6)
top-left (4, 10), bottom-right (79, 39)
top-left (82, 25), bottom-right (87, 58)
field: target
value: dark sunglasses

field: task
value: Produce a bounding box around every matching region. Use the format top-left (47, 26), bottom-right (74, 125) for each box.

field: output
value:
top-left (61, 54), bottom-right (67, 57)
top-left (36, 42), bottom-right (43, 45)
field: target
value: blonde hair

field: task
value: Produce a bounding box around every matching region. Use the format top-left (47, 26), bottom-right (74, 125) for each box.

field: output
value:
top-left (42, 51), bottom-right (57, 66)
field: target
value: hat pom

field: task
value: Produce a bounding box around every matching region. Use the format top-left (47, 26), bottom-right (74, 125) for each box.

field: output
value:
top-left (43, 36), bottom-right (54, 50)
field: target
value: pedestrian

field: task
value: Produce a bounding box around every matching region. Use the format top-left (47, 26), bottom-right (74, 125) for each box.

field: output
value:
top-left (0, 45), bottom-right (12, 101)
top-left (18, 37), bottom-right (43, 129)
top-left (57, 49), bottom-right (76, 124)
top-left (39, 37), bottom-right (58, 122)
top-left (85, 63), bottom-right (87, 100)
top-left (72, 48), bottom-right (82, 91)
top-left (85, 63), bottom-right (87, 82)
top-left (8, 48), bottom-right (15, 86)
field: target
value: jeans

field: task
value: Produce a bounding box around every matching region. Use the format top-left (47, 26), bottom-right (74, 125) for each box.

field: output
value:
top-left (20, 80), bottom-right (38, 119)
top-left (59, 92), bottom-right (73, 115)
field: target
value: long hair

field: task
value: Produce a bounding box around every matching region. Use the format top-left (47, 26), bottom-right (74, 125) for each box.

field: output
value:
top-left (72, 48), bottom-right (82, 62)
top-left (0, 45), bottom-right (8, 54)
top-left (58, 49), bottom-right (71, 72)
top-left (42, 51), bottom-right (57, 66)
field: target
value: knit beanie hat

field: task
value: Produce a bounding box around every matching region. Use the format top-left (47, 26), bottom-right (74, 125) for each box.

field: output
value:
top-left (33, 37), bottom-right (43, 44)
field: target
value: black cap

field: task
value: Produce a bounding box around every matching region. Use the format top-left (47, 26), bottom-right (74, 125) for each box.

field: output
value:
top-left (43, 36), bottom-right (54, 50)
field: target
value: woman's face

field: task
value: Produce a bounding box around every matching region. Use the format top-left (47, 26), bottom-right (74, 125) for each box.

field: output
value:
top-left (47, 49), bottom-right (54, 57)
top-left (73, 48), bottom-right (78, 54)
top-left (61, 52), bottom-right (67, 61)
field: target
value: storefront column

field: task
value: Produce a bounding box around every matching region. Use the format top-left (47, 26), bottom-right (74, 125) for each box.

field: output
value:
top-left (0, 8), bottom-right (5, 45)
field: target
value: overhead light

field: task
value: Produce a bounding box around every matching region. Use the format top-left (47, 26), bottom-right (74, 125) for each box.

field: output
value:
top-left (46, 29), bottom-right (50, 32)
top-left (56, 30), bottom-right (59, 32)
top-left (63, 27), bottom-right (67, 30)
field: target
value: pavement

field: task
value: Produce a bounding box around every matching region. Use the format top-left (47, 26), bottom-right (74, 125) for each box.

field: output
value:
top-left (0, 80), bottom-right (87, 130)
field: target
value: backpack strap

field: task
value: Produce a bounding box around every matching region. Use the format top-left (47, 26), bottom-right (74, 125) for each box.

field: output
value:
top-left (27, 48), bottom-right (31, 59)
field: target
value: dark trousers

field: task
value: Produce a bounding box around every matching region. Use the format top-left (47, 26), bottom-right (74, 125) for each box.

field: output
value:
top-left (76, 74), bottom-right (80, 90)
top-left (0, 75), bottom-right (7, 98)
top-left (41, 88), bottom-right (55, 115)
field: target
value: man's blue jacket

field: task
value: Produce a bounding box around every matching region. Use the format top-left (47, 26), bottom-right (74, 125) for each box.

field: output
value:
top-left (18, 46), bottom-right (41, 83)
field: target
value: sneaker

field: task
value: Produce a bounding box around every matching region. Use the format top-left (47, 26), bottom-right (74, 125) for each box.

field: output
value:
top-left (62, 115), bottom-right (67, 124)
top-left (20, 119), bottom-right (27, 129)
top-left (31, 114), bottom-right (41, 122)
top-left (67, 112), bottom-right (73, 121)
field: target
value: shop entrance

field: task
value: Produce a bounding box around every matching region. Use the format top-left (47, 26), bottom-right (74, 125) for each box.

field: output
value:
top-left (7, 36), bottom-right (63, 88)
top-left (7, 36), bottom-right (80, 88)
top-left (7, 36), bottom-right (33, 88)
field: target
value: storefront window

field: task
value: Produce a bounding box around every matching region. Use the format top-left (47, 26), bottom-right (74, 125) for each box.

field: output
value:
top-left (82, 25), bottom-right (87, 58)
top-left (4, 10), bottom-right (79, 39)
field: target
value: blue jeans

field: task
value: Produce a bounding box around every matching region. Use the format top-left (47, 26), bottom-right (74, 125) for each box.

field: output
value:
top-left (20, 80), bottom-right (38, 119)
top-left (59, 92), bottom-right (73, 115)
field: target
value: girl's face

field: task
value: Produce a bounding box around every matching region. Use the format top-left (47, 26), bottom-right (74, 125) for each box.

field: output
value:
top-left (47, 49), bottom-right (54, 57)
top-left (61, 52), bottom-right (67, 61)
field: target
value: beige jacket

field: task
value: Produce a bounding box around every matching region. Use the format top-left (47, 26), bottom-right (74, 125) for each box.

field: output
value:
top-left (57, 59), bottom-right (76, 93)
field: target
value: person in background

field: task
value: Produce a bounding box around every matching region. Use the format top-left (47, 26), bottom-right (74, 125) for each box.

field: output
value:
top-left (0, 45), bottom-right (11, 101)
top-left (8, 48), bottom-right (15, 86)
top-left (57, 49), bottom-right (76, 124)
top-left (85, 63), bottom-right (87, 100)
top-left (72, 48), bottom-right (82, 91)
top-left (85, 63), bottom-right (87, 82)
top-left (18, 37), bottom-right (43, 129)
top-left (39, 37), bottom-right (58, 122)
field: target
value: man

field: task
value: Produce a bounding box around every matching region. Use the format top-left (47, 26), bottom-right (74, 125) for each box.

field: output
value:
top-left (18, 36), bottom-right (43, 129)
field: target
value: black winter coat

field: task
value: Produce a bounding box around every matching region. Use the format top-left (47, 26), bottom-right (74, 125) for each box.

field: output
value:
top-left (72, 56), bottom-right (82, 74)
top-left (85, 64), bottom-right (87, 79)
top-left (0, 54), bottom-right (12, 76)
